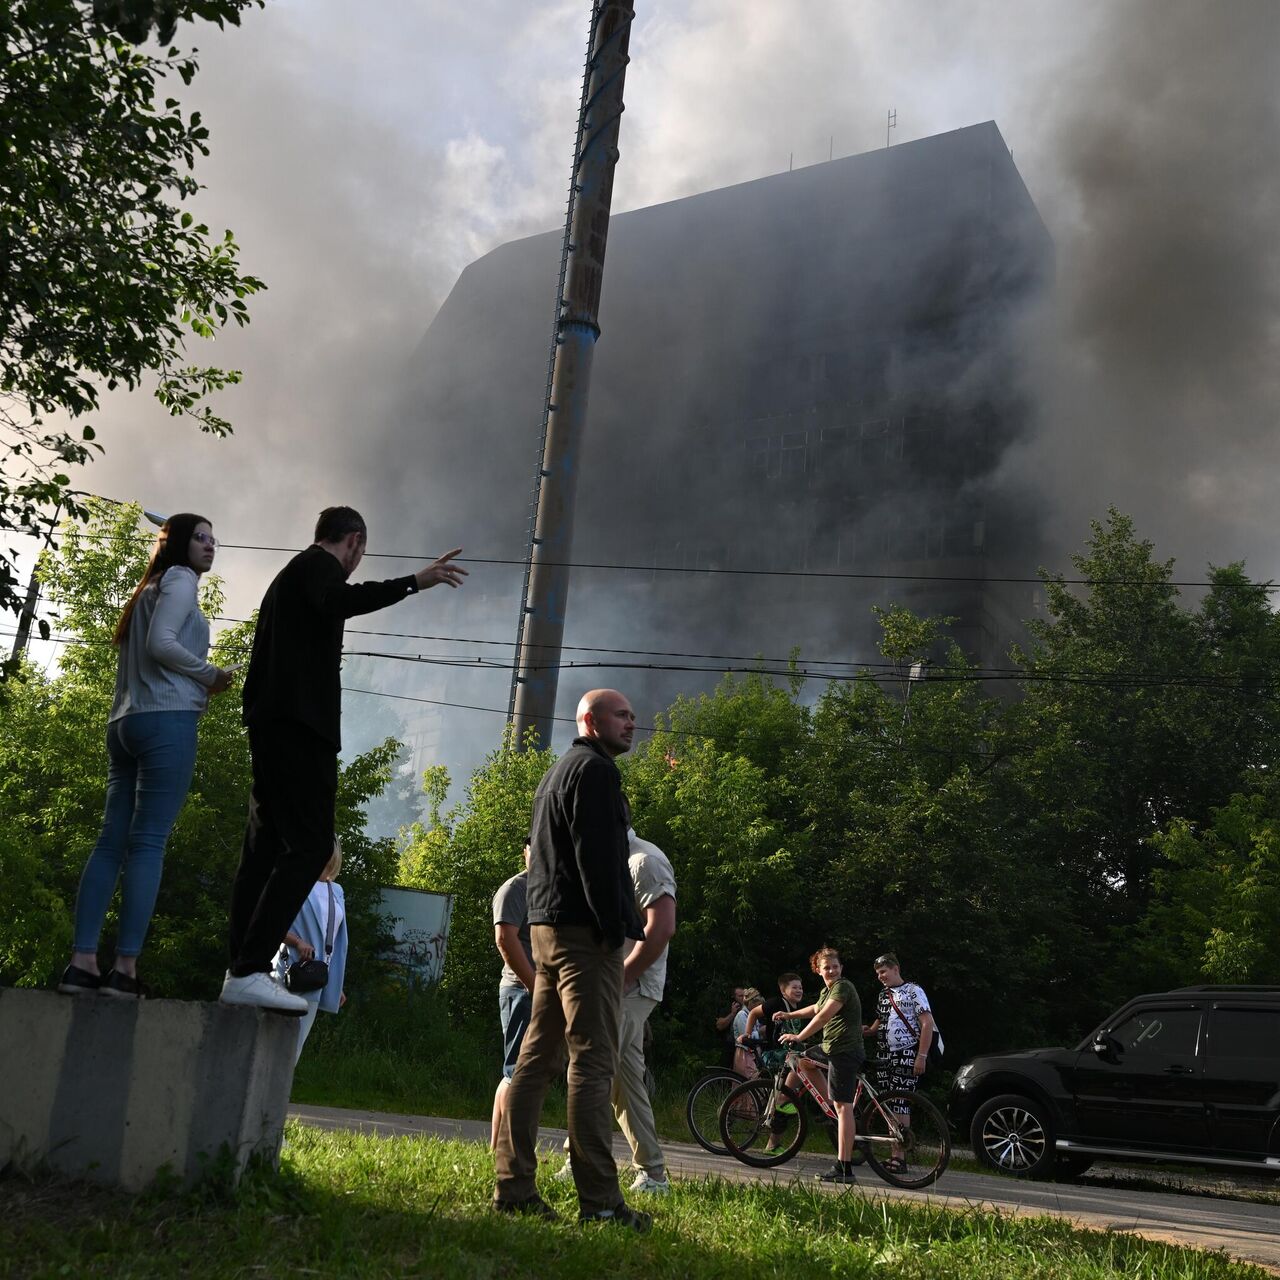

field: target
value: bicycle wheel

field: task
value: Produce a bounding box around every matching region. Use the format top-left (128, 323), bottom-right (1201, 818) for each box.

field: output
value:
top-left (718, 1077), bottom-right (808, 1168)
top-left (684, 1070), bottom-right (742, 1155)
top-left (859, 1091), bottom-right (950, 1189)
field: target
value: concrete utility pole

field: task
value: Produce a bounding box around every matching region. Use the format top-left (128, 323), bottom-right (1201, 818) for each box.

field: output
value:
top-left (508, 1), bottom-right (636, 750)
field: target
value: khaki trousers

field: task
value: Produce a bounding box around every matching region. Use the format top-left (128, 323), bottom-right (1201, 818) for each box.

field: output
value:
top-left (612, 992), bottom-right (664, 1178)
top-left (494, 924), bottom-right (624, 1214)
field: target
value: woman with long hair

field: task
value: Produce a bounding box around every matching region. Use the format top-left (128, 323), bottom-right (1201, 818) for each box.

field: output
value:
top-left (58, 512), bottom-right (233, 998)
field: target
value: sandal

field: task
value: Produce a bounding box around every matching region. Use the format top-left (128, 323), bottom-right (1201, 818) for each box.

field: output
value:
top-left (880, 1156), bottom-right (908, 1174)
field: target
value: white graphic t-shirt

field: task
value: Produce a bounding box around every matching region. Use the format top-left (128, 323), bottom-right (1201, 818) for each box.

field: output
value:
top-left (876, 982), bottom-right (943, 1055)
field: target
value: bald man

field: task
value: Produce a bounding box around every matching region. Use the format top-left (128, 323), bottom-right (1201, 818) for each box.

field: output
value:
top-left (493, 689), bottom-right (650, 1232)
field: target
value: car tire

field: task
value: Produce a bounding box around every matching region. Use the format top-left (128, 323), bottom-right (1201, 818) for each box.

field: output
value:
top-left (971, 1092), bottom-right (1057, 1180)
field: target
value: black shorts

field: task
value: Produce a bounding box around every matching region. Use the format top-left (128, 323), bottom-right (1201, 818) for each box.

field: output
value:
top-left (826, 1050), bottom-right (863, 1103)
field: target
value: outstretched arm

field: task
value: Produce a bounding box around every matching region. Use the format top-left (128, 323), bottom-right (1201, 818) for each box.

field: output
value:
top-left (780, 996), bottom-right (843, 1045)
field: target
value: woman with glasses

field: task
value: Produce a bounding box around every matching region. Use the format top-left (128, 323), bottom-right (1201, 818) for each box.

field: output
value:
top-left (58, 513), bottom-right (234, 998)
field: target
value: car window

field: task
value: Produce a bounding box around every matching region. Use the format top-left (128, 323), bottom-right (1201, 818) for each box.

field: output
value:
top-left (1108, 1007), bottom-right (1201, 1059)
top-left (1211, 1007), bottom-right (1280, 1058)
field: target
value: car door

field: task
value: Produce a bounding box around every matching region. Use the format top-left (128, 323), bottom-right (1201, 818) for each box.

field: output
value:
top-left (1202, 1002), bottom-right (1280, 1159)
top-left (1072, 1002), bottom-right (1207, 1152)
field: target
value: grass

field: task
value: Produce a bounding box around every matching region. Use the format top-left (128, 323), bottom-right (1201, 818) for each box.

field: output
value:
top-left (2, 1126), bottom-right (1271, 1280)
top-left (290, 994), bottom-right (1280, 1208)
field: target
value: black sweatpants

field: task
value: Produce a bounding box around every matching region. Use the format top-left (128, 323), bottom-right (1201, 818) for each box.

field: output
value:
top-left (227, 720), bottom-right (338, 976)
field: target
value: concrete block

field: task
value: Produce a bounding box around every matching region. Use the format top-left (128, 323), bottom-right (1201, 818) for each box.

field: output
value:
top-left (0, 987), bottom-right (298, 1190)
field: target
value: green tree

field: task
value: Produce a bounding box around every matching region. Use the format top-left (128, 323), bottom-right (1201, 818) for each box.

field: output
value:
top-left (397, 732), bottom-right (554, 1024)
top-left (0, 500), bottom-right (400, 997)
top-left (1137, 790), bottom-right (1280, 986)
top-left (1, 0), bottom-right (265, 635)
top-left (996, 510), bottom-right (1280, 1023)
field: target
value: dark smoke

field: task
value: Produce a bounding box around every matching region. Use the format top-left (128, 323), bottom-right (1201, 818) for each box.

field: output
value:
top-left (1008, 0), bottom-right (1280, 571)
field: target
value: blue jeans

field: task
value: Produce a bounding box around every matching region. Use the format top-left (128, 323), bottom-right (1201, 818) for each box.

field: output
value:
top-left (72, 711), bottom-right (200, 957)
top-left (499, 984), bottom-right (533, 1079)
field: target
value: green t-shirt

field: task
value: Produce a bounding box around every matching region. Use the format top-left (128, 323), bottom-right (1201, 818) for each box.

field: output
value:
top-left (817, 977), bottom-right (863, 1057)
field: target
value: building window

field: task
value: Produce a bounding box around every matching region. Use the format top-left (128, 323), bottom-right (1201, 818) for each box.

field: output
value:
top-left (745, 431), bottom-right (808, 480)
top-left (858, 418), bottom-right (901, 466)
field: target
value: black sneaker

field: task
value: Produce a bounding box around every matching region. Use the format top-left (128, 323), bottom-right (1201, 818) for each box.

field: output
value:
top-left (493, 1195), bottom-right (559, 1221)
top-left (579, 1203), bottom-right (652, 1234)
top-left (100, 970), bottom-right (148, 999)
top-left (817, 1162), bottom-right (858, 1184)
top-left (57, 964), bottom-right (101, 995)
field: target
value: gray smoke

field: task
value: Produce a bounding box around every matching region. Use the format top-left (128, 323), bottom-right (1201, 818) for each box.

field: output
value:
top-left (35, 1), bottom-right (1280, 815)
top-left (1006, 0), bottom-right (1280, 572)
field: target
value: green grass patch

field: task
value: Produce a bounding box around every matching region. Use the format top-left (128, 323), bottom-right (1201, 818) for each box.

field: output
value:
top-left (2, 1126), bottom-right (1270, 1280)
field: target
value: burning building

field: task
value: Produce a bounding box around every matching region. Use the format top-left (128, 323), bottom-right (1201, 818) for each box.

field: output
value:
top-left (396, 120), bottom-right (1053, 753)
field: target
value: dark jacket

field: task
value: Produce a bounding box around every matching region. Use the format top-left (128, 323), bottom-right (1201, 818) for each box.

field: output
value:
top-left (527, 737), bottom-right (645, 950)
top-left (242, 544), bottom-right (417, 750)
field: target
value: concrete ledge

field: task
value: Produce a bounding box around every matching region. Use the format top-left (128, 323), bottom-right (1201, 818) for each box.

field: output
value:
top-left (0, 987), bottom-right (298, 1190)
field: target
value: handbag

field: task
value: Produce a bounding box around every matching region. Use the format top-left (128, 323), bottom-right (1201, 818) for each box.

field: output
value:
top-left (284, 883), bottom-right (335, 995)
top-left (885, 986), bottom-right (944, 1070)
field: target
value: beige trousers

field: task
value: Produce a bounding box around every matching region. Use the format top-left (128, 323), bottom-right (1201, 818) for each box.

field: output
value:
top-left (612, 992), bottom-right (664, 1177)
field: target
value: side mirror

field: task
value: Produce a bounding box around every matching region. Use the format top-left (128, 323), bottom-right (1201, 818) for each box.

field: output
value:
top-left (1091, 1033), bottom-right (1120, 1064)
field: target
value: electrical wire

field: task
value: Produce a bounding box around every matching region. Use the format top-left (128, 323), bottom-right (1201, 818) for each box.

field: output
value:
top-left (53, 529), bottom-right (1278, 592)
top-left (7, 628), bottom-right (1276, 696)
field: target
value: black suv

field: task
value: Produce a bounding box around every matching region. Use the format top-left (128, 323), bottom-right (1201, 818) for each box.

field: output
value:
top-left (949, 986), bottom-right (1280, 1180)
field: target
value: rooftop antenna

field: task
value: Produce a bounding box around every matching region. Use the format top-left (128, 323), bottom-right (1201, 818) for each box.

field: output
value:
top-left (887, 107), bottom-right (897, 148)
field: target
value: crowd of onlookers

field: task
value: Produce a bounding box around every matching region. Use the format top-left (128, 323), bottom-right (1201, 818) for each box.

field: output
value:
top-left (54, 501), bottom-right (942, 1231)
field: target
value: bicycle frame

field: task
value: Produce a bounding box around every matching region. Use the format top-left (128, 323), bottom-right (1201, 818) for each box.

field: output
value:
top-left (779, 1049), bottom-right (910, 1150)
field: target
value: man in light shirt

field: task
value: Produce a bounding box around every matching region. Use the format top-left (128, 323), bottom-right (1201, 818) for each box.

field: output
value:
top-left (490, 839), bottom-right (535, 1148)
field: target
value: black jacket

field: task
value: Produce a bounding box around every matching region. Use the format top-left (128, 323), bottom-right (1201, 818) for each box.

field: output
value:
top-left (527, 737), bottom-right (645, 949)
top-left (242, 544), bottom-right (417, 749)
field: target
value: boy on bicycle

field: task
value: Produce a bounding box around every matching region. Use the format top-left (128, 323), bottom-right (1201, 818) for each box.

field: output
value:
top-left (743, 971), bottom-right (808, 1150)
top-left (777, 946), bottom-right (863, 1183)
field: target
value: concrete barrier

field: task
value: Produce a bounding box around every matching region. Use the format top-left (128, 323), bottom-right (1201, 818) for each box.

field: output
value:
top-left (0, 987), bottom-right (298, 1190)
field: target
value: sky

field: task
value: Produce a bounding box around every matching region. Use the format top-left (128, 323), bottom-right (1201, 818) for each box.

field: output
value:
top-left (19, 0), bottom-right (1280, 813)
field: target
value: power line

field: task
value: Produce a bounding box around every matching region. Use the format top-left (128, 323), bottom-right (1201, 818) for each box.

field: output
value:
top-left (47, 528), bottom-right (1280, 591)
top-left (344, 647), bottom-right (1278, 693)
top-left (9, 628), bottom-right (1276, 696)
top-left (212, 540), bottom-right (1271, 593)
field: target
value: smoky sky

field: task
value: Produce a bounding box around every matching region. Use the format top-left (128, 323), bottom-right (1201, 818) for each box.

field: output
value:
top-left (31, 0), bottom-right (1280, 815)
top-left (1008, 0), bottom-right (1280, 567)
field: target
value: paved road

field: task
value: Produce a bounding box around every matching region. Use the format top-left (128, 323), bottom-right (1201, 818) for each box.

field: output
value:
top-left (289, 1103), bottom-right (1280, 1273)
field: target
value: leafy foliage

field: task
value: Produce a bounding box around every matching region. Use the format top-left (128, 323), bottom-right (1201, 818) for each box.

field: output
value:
top-left (1139, 790), bottom-right (1280, 986)
top-left (0, 0), bottom-right (265, 637)
top-left (397, 730), bottom-right (553, 1024)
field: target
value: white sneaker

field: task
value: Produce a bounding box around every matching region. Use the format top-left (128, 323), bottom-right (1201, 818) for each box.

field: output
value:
top-left (552, 1157), bottom-right (575, 1182)
top-left (629, 1170), bottom-right (671, 1194)
top-left (220, 970), bottom-right (308, 1015)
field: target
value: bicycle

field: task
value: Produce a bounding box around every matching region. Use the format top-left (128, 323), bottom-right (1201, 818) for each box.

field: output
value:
top-left (717, 1046), bottom-right (950, 1189)
top-left (684, 1041), bottom-right (772, 1155)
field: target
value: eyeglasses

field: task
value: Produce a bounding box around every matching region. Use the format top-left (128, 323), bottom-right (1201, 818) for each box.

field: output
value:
top-left (191, 532), bottom-right (217, 547)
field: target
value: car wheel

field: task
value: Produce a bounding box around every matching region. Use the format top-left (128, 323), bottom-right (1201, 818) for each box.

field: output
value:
top-left (971, 1093), bottom-right (1056, 1180)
